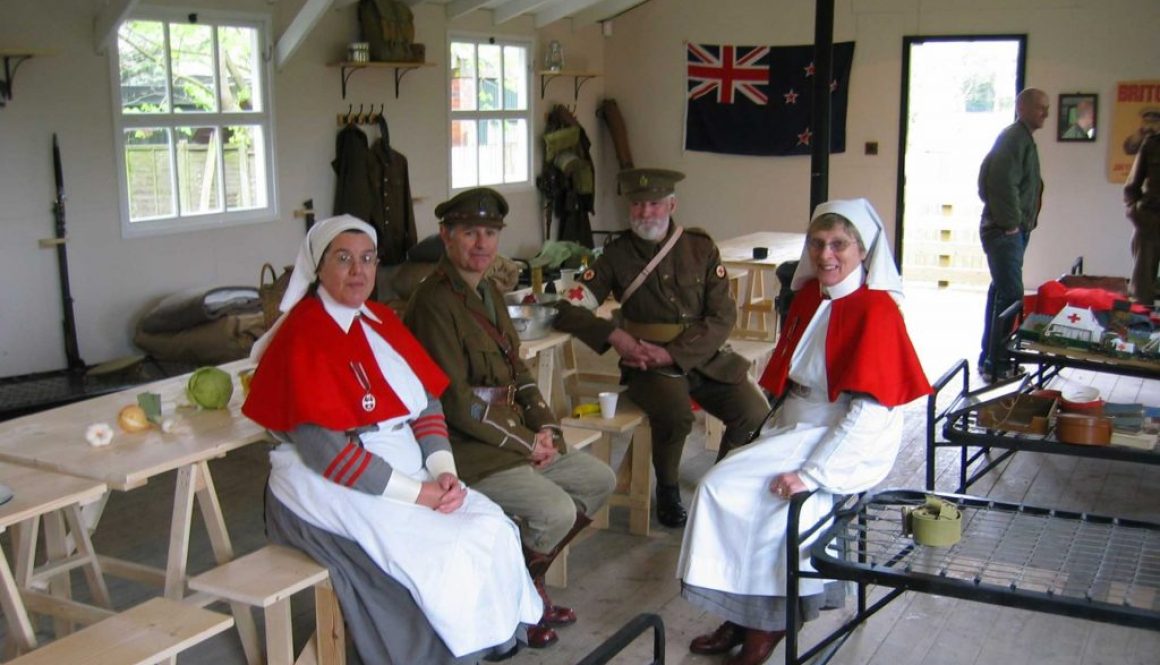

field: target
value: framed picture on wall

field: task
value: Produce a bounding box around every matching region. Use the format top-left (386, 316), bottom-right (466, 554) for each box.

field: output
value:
top-left (1058, 93), bottom-right (1098, 142)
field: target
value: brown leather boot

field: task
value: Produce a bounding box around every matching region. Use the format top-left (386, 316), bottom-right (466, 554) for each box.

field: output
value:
top-left (723, 628), bottom-right (785, 665)
top-left (689, 620), bottom-right (744, 654)
top-left (524, 511), bottom-right (593, 627)
top-left (525, 620), bottom-right (558, 649)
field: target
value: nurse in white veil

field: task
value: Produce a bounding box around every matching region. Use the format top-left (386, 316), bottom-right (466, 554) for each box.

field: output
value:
top-left (676, 199), bottom-right (931, 665)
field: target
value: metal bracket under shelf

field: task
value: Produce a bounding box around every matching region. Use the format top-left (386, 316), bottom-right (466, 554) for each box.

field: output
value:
top-left (338, 62), bottom-right (429, 100)
top-left (1, 54), bottom-right (35, 107)
top-left (539, 72), bottom-right (599, 100)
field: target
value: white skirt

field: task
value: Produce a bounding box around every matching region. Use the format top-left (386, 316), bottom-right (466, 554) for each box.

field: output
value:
top-left (268, 424), bottom-right (542, 657)
top-left (677, 389), bottom-right (901, 598)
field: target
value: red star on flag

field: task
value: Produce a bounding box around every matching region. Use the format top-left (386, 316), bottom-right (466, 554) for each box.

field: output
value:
top-left (797, 128), bottom-right (812, 145)
top-left (804, 62), bottom-right (815, 77)
top-left (567, 286), bottom-right (587, 302)
top-left (783, 88), bottom-right (799, 104)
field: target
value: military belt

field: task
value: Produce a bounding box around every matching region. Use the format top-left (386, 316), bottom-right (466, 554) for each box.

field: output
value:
top-left (471, 385), bottom-right (515, 407)
top-left (623, 320), bottom-right (687, 343)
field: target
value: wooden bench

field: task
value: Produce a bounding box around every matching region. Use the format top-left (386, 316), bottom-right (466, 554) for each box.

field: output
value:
top-left (189, 545), bottom-right (344, 665)
top-left (8, 597), bottom-right (233, 665)
top-left (542, 427), bottom-right (604, 588)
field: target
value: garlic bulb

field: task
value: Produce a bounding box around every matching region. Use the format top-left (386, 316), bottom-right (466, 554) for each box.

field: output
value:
top-left (85, 423), bottom-right (114, 447)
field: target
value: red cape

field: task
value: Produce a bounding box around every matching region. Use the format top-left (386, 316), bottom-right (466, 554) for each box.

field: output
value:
top-left (759, 280), bottom-right (931, 408)
top-left (243, 297), bottom-right (449, 432)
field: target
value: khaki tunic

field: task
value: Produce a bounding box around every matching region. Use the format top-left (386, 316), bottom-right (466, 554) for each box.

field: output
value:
top-left (404, 257), bottom-right (561, 484)
top-left (555, 223), bottom-right (749, 382)
top-left (553, 222), bottom-right (769, 486)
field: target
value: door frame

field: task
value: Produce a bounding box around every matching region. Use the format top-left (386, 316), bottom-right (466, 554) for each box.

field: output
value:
top-left (893, 34), bottom-right (1027, 271)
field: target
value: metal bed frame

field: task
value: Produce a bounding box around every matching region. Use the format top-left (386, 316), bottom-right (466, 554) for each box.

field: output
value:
top-left (783, 489), bottom-right (1160, 665)
top-left (926, 360), bottom-right (1160, 494)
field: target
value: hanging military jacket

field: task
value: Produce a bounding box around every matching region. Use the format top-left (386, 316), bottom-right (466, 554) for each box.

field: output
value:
top-left (332, 124), bottom-right (417, 265)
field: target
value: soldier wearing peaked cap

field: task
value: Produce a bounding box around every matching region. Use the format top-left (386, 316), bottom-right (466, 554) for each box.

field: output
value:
top-left (553, 168), bottom-right (769, 529)
top-left (405, 187), bottom-right (615, 650)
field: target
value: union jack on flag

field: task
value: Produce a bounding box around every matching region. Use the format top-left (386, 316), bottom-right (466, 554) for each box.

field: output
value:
top-left (687, 44), bottom-right (770, 105)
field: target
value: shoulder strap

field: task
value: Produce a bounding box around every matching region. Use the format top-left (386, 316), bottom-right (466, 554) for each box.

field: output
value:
top-left (620, 225), bottom-right (683, 305)
top-left (442, 277), bottom-right (522, 371)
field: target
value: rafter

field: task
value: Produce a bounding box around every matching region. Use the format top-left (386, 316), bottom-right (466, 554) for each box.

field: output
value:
top-left (571, 0), bottom-right (651, 27)
top-left (446, 0), bottom-right (493, 21)
top-left (275, 0), bottom-right (337, 70)
top-left (94, 0), bottom-right (140, 54)
top-left (494, 0), bottom-right (556, 25)
top-left (534, 0), bottom-right (606, 28)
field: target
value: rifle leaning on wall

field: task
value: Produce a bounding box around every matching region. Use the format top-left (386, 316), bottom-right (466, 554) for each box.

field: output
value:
top-left (45, 133), bottom-right (86, 373)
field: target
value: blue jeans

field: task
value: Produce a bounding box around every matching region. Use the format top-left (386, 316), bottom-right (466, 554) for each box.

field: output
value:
top-left (979, 228), bottom-right (1028, 372)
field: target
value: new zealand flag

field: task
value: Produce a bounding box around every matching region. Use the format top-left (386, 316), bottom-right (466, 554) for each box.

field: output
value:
top-left (685, 42), bottom-right (855, 156)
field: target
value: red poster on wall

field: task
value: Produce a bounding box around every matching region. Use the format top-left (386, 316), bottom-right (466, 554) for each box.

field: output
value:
top-left (1108, 80), bottom-right (1160, 183)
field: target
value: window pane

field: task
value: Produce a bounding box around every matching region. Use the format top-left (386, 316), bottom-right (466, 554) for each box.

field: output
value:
top-left (119, 20), bottom-right (169, 113)
top-left (176, 127), bottom-right (222, 215)
top-left (478, 44), bottom-right (501, 111)
top-left (219, 26), bottom-right (260, 112)
top-left (124, 128), bottom-right (175, 221)
top-left (451, 120), bottom-right (478, 189)
top-left (503, 46), bottom-right (527, 111)
top-left (504, 118), bottom-right (528, 182)
top-left (170, 23), bottom-right (217, 113)
top-left (224, 126), bottom-right (266, 210)
top-left (478, 119), bottom-right (503, 186)
top-left (450, 42), bottom-right (476, 111)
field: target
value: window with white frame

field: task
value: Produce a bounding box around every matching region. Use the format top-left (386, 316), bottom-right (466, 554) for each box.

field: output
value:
top-left (448, 37), bottom-right (531, 190)
top-left (111, 10), bottom-right (275, 236)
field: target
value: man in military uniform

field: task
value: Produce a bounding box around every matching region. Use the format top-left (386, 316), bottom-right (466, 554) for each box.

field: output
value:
top-left (404, 188), bottom-right (615, 650)
top-left (553, 168), bottom-right (769, 528)
top-left (1125, 131), bottom-right (1160, 306)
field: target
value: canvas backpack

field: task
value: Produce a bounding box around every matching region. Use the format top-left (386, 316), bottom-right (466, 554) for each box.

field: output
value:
top-left (359, 0), bottom-right (415, 62)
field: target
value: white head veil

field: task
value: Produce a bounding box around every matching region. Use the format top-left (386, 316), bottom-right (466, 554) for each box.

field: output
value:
top-left (789, 198), bottom-right (904, 301)
top-left (250, 214), bottom-right (377, 361)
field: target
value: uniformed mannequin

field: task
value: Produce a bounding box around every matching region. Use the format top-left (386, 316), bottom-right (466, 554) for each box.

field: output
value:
top-left (553, 168), bottom-right (769, 528)
top-left (404, 188), bottom-right (616, 650)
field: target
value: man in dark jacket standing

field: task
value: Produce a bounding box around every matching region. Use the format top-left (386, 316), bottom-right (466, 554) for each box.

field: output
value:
top-left (977, 88), bottom-right (1048, 383)
top-left (404, 188), bottom-right (615, 650)
top-left (552, 168), bottom-right (769, 528)
top-left (1125, 132), bottom-right (1160, 306)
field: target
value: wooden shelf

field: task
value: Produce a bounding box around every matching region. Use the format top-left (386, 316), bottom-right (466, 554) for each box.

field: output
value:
top-left (538, 70), bottom-right (600, 100)
top-left (330, 60), bottom-right (435, 99)
top-left (0, 49), bottom-right (53, 107)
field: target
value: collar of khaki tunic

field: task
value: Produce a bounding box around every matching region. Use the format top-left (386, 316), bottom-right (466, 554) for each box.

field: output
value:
top-left (318, 286), bottom-right (381, 333)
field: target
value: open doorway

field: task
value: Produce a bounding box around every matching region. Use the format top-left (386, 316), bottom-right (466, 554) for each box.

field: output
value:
top-left (894, 36), bottom-right (1026, 375)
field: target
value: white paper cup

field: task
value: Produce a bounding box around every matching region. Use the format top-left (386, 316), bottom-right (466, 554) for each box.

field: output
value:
top-left (598, 392), bottom-right (619, 419)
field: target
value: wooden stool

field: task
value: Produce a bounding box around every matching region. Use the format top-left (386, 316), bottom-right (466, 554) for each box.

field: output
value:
top-left (189, 545), bottom-right (344, 665)
top-left (8, 597), bottom-right (232, 665)
top-left (562, 403), bottom-right (652, 538)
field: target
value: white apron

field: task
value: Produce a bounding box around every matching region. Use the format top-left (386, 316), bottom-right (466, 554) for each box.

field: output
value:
top-left (268, 319), bottom-right (542, 657)
top-left (269, 430), bottom-right (542, 656)
top-left (677, 288), bottom-right (902, 598)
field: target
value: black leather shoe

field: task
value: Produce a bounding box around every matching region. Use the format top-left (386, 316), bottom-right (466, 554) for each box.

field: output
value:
top-left (656, 484), bottom-right (687, 528)
top-left (690, 621), bottom-right (744, 655)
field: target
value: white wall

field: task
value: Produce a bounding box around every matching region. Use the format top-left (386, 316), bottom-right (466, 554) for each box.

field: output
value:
top-left (0, 0), bottom-right (604, 375)
top-left (598, 0), bottom-right (1160, 287)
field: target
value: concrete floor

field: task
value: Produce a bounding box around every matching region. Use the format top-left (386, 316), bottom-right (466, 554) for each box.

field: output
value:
top-left (5, 285), bottom-right (1160, 664)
